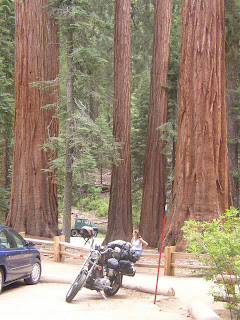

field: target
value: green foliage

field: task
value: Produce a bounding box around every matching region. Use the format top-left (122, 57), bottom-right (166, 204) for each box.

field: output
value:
top-left (0, 0), bottom-right (15, 214)
top-left (130, 0), bottom-right (154, 186)
top-left (158, 121), bottom-right (178, 202)
top-left (158, 122), bottom-right (178, 155)
top-left (131, 187), bottom-right (143, 228)
top-left (130, 1), bottom-right (155, 218)
top-left (49, 0), bottom-right (115, 110)
top-left (43, 107), bottom-right (119, 206)
top-left (81, 188), bottom-right (109, 218)
top-left (225, 0), bottom-right (240, 59)
top-left (97, 225), bottom-right (107, 237)
top-left (225, 0), bottom-right (240, 200)
top-left (182, 208), bottom-right (240, 319)
top-left (131, 75), bottom-right (151, 185)
top-left (131, 0), bottom-right (181, 207)
top-left (44, 0), bottom-right (117, 208)
top-left (0, 186), bottom-right (10, 215)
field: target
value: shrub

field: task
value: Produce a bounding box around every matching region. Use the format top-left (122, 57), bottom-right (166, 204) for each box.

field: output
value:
top-left (81, 188), bottom-right (109, 218)
top-left (97, 225), bottom-right (107, 237)
top-left (182, 208), bottom-right (240, 320)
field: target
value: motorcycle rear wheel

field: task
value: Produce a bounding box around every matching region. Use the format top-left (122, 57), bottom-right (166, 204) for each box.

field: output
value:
top-left (66, 270), bottom-right (87, 302)
top-left (104, 271), bottom-right (122, 297)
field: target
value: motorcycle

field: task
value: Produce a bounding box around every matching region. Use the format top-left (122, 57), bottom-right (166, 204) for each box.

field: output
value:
top-left (66, 226), bottom-right (140, 302)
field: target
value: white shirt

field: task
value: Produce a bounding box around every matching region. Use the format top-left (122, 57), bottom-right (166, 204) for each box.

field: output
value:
top-left (131, 238), bottom-right (142, 251)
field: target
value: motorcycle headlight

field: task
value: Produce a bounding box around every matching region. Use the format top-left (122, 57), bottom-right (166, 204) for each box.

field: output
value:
top-left (91, 250), bottom-right (100, 260)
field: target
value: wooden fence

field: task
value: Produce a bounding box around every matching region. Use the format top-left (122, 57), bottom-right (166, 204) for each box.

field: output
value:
top-left (21, 234), bottom-right (210, 276)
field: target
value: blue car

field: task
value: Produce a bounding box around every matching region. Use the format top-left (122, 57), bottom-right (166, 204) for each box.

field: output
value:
top-left (0, 226), bottom-right (41, 293)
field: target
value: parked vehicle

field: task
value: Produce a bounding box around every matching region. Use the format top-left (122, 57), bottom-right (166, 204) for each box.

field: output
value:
top-left (71, 216), bottom-right (98, 237)
top-left (0, 226), bottom-right (41, 293)
top-left (66, 227), bottom-right (140, 302)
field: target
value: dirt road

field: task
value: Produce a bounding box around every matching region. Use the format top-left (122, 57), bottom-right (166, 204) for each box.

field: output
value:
top-left (0, 258), bottom-right (230, 320)
top-left (1, 280), bottom-right (193, 320)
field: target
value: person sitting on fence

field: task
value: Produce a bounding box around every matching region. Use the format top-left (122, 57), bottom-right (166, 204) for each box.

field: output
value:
top-left (131, 230), bottom-right (148, 256)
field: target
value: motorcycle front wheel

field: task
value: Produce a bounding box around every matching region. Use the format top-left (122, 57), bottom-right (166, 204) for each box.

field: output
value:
top-left (66, 270), bottom-right (87, 302)
top-left (104, 271), bottom-right (122, 297)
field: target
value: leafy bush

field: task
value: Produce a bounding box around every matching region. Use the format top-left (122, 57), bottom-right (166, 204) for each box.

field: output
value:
top-left (132, 188), bottom-right (142, 228)
top-left (182, 208), bottom-right (240, 320)
top-left (81, 188), bottom-right (109, 218)
top-left (0, 186), bottom-right (10, 222)
top-left (97, 225), bottom-right (107, 237)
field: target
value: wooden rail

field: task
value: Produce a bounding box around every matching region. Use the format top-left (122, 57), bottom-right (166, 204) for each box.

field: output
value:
top-left (20, 234), bottom-right (210, 276)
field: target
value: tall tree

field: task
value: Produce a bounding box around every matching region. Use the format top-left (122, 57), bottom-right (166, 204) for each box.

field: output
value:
top-left (6, 0), bottom-right (59, 237)
top-left (163, 0), bottom-right (232, 250)
top-left (139, 0), bottom-right (172, 247)
top-left (104, 0), bottom-right (132, 243)
top-left (62, 23), bottom-right (74, 242)
top-left (225, 0), bottom-right (240, 208)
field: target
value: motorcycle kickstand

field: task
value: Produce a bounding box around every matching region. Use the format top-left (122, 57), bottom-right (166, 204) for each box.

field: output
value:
top-left (97, 290), bottom-right (107, 300)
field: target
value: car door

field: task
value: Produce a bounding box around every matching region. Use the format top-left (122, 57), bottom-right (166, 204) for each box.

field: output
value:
top-left (0, 229), bottom-right (30, 282)
top-left (7, 229), bottom-right (33, 276)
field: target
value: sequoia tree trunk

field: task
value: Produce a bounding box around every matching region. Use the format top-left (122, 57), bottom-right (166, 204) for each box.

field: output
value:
top-left (163, 0), bottom-right (232, 250)
top-left (139, 0), bottom-right (172, 247)
top-left (6, 0), bottom-right (59, 237)
top-left (104, 0), bottom-right (132, 243)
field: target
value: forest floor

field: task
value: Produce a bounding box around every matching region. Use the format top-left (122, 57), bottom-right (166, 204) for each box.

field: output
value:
top-left (38, 255), bottom-right (232, 320)
top-left (28, 224), bottom-right (232, 320)
top-left (1, 252), bottom-right (232, 320)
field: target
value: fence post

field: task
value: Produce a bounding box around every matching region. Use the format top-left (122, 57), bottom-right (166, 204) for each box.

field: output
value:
top-left (164, 246), bottom-right (176, 276)
top-left (59, 235), bottom-right (65, 262)
top-left (54, 236), bottom-right (61, 262)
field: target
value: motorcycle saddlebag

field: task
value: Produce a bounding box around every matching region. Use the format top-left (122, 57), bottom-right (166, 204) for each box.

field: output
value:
top-left (119, 247), bottom-right (140, 262)
top-left (107, 258), bottom-right (119, 269)
top-left (119, 260), bottom-right (135, 276)
top-left (107, 240), bottom-right (131, 250)
top-left (129, 249), bottom-right (140, 263)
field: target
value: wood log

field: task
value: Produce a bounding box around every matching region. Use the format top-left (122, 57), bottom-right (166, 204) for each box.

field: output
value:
top-left (188, 301), bottom-right (221, 320)
top-left (122, 279), bottom-right (175, 296)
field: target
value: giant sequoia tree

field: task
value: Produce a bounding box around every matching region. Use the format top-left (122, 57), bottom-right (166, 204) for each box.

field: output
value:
top-left (163, 0), bottom-right (232, 250)
top-left (139, 0), bottom-right (172, 247)
top-left (6, 0), bottom-right (59, 237)
top-left (104, 0), bottom-right (132, 243)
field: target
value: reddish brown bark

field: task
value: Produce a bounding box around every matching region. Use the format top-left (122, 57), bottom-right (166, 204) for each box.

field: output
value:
top-left (163, 0), bottom-right (232, 250)
top-left (104, 0), bottom-right (132, 243)
top-left (139, 0), bottom-right (172, 247)
top-left (6, 0), bottom-right (59, 237)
